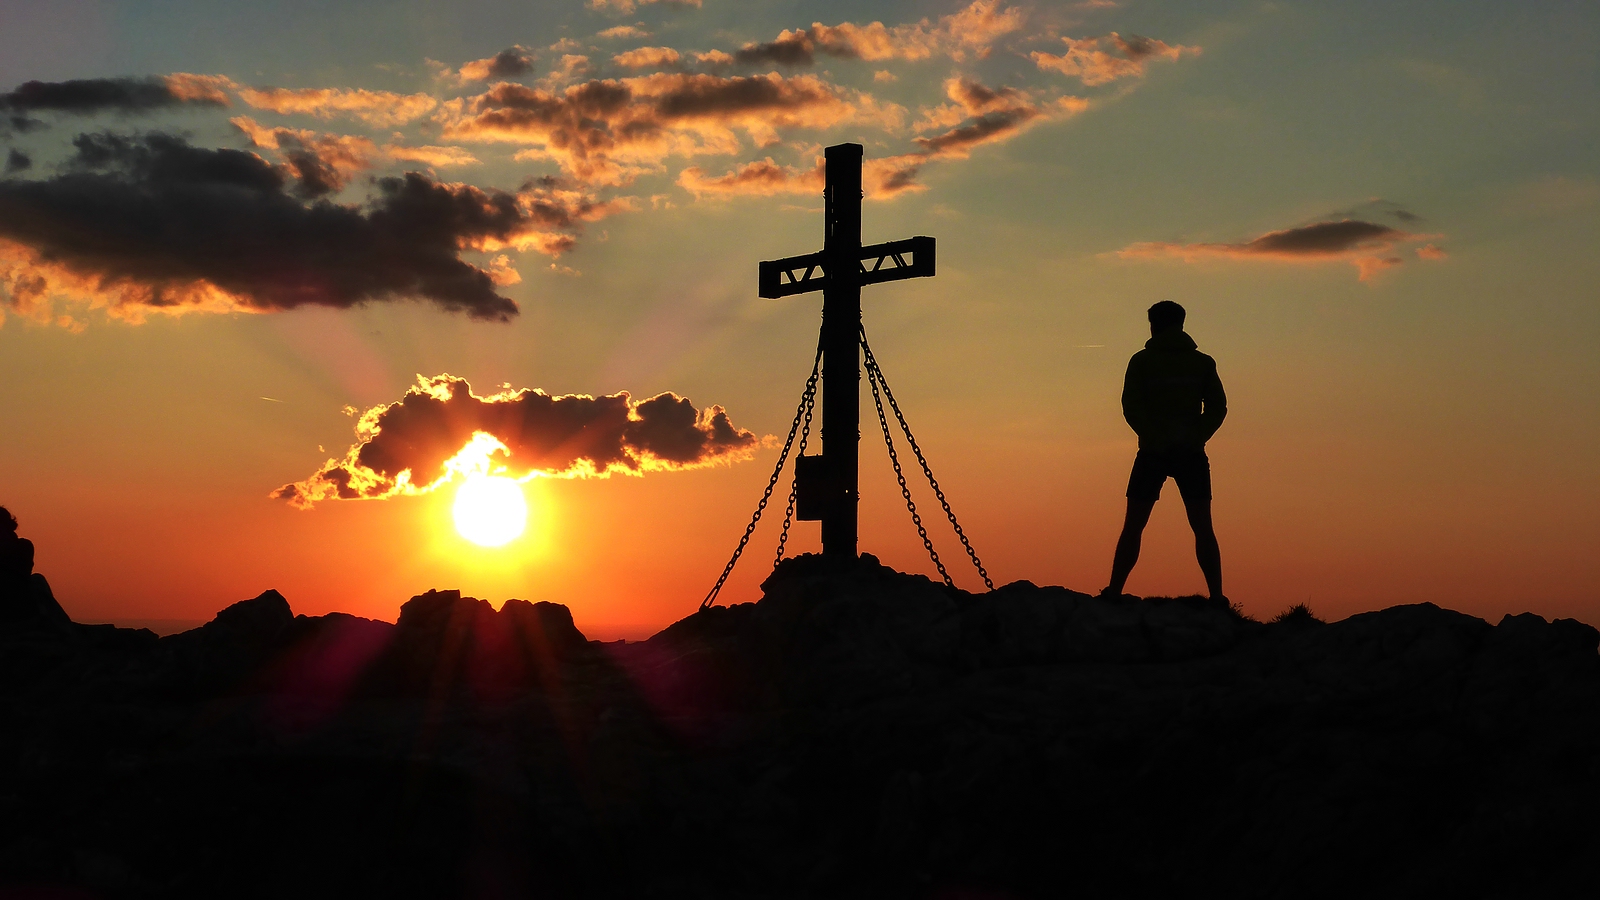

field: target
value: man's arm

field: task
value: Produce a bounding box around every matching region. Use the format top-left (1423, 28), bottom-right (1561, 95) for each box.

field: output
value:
top-left (1200, 360), bottom-right (1227, 443)
top-left (1121, 356), bottom-right (1148, 439)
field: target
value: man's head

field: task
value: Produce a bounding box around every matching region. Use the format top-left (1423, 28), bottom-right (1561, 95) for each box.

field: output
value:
top-left (1147, 300), bottom-right (1186, 335)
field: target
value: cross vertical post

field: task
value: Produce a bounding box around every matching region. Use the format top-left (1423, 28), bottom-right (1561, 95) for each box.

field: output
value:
top-left (757, 143), bottom-right (936, 560)
top-left (822, 144), bottom-right (862, 558)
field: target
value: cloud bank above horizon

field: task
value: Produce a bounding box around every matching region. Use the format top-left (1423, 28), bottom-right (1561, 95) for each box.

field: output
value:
top-left (9, 0), bottom-right (1437, 327)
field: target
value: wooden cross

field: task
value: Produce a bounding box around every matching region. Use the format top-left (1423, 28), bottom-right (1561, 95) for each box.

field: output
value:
top-left (758, 143), bottom-right (936, 558)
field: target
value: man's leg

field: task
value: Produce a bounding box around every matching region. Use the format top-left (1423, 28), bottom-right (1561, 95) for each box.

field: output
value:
top-left (1105, 497), bottom-right (1156, 596)
top-left (1181, 496), bottom-right (1224, 600)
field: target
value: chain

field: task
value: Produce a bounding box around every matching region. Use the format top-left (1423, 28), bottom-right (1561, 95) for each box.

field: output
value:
top-left (772, 370), bottom-right (817, 569)
top-left (860, 327), bottom-right (996, 591)
top-left (865, 346), bottom-right (955, 588)
top-left (700, 339), bottom-right (823, 610)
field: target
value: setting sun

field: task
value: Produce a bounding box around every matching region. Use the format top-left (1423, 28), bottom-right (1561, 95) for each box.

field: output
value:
top-left (452, 475), bottom-right (527, 547)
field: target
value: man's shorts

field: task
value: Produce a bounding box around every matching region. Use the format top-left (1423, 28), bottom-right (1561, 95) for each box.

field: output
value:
top-left (1126, 448), bottom-right (1211, 504)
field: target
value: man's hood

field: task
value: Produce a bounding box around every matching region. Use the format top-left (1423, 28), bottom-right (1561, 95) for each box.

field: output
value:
top-left (1145, 329), bottom-right (1198, 352)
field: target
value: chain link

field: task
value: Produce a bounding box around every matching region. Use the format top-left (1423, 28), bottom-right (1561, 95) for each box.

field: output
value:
top-left (865, 348), bottom-right (955, 588)
top-left (772, 372), bottom-right (817, 570)
top-left (699, 339), bottom-right (823, 610)
top-left (860, 327), bottom-right (996, 591)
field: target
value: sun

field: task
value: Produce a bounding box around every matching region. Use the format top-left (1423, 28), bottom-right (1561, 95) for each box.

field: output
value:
top-left (452, 474), bottom-right (528, 547)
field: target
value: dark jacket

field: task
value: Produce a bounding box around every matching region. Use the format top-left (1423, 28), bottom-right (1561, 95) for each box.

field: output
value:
top-left (1121, 330), bottom-right (1227, 452)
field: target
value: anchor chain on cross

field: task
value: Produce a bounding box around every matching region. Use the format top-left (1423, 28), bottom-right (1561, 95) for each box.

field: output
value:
top-left (757, 143), bottom-right (936, 558)
top-left (699, 143), bottom-right (991, 610)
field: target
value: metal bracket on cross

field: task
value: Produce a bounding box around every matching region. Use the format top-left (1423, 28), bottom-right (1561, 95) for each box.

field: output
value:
top-left (758, 236), bottom-right (936, 300)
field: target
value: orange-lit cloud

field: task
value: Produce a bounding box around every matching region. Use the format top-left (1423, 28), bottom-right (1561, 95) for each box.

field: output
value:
top-left (273, 374), bottom-right (759, 508)
top-left (678, 77), bottom-right (1082, 200)
top-left (0, 74), bottom-right (234, 115)
top-left (589, 0), bottom-right (701, 13)
top-left (230, 116), bottom-right (377, 196)
top-left (239, 86), bottom-right (437, 127)
top-left (730, 1), bottom-right (1025, 67)
top-left (1032, 32), bottom-right (1198, 85)
top-left (678, 156), bottom-right (824, 198)
top-left (0, 132), bottom-right (631, 326)
top-left (454, 46), bottom-right (536, 83)
top-left (445, 72), bottom-right (873, 186)
top-left (1119, 218), bottom-right (1446, 281)
top-left (598, 25), bottom-right (651, 40)
top-left (384, 144), bottom-right (482, 168)
top-left (613, 47), bottom-right (682, 69)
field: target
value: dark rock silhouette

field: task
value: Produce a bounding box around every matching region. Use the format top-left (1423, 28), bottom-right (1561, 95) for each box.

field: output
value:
top-left (0, 506), bottom-right (70, 630)
top-left (1, 552), bottom-right (1597, 898)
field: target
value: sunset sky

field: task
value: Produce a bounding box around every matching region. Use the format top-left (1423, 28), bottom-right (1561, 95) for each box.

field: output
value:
top-left (1, 0), bottom-right (1596, 637)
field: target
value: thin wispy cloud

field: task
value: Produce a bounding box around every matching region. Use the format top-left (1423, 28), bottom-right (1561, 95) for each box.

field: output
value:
top-left (238, 86), bottom-right (437, 127)
top-left (1032, 32), bottom-right (1198, 85)
top-left (1119, 217), bottom-right (1447, 281)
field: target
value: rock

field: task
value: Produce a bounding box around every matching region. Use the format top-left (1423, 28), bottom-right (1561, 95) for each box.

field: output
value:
top-left (1, 554), bottom-right (1597, 898)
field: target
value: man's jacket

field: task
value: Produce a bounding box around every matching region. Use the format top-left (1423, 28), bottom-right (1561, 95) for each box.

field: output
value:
top-left (1121, 330), bottom-right (1227, 452)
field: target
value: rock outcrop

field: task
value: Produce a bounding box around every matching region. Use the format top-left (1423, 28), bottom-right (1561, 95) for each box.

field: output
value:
top-left (0, 553), bottom-right (1596, 898)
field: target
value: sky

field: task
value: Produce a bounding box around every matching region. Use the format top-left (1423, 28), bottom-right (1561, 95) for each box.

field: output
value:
top-left (1, 0), bottom-right (1596, 638)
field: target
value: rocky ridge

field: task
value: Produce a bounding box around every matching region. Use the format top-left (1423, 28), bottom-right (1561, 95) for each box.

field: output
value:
top-left (1, 553), bottom-right (1597, 898)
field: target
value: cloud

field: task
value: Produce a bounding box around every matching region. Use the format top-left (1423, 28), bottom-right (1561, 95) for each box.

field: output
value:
top-left (272, 373), bottom-right (758, 508)
top-left (598, 25), bottom-right (651, 40)
top-left (0, 74), bottom-right (234, 114)
top-left (1032, 32), bottom-right (1198, 85)
top-left (4, 150), bottom-right (29, 173)
top-left (589, 0), bottom-right (701, 14)
top-left (230, 116), bottom-right (377, 197)
top-left (676, 76), bottom-right (1080, 200)
top-left (384, 144), bottom-right (482, 168)
top-left (911, 79), bottom-right (1085, 162)
top-left (0, 132), bottom-right (632, 326)
top-left (729, 1), bottom-right (1025, 68)
top-left (1118, 218), bottom-right (1446, 281)
top-left (445, 72), bottom-right (872, 186)
top-left (613, 47), bottom-right (682, 69)
top-left (238, 86), bottom-right (437, 127)
top-left (455, 46), bottom-right (536, 83)
top-left (678, 156), bottom-right (823, 198)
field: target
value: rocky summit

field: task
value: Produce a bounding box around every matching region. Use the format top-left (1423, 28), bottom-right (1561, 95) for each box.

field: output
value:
top-left (1, 554), bottom-right (1597, 898)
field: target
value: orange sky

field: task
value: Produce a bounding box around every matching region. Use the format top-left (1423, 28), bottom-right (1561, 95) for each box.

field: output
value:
top-left (2, 1), bottom-right (1597, 637)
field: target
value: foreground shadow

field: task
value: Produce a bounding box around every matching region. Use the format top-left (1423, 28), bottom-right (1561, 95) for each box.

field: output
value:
top-left (1, 552), bottom-right (1597, 899)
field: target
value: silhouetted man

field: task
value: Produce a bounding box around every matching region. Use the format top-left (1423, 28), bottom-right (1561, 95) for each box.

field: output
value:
top-left (1103, 301), bottom-right (1227, 601)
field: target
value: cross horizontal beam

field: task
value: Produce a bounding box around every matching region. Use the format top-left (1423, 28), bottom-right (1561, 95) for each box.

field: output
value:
top-left (758, 236), bottom-right (936, 299)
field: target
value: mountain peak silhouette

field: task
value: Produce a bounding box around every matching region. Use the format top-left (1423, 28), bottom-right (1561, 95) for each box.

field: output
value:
top-left (2, 549), bottom-right (1597, 897)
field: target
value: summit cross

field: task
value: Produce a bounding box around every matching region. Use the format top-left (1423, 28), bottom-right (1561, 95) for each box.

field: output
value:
top-left (758, 143), bottom-right (936, 558)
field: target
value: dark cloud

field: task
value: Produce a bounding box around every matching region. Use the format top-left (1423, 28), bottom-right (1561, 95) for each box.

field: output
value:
top-left (4, 149), bottom-right (30, 174)
top-left (734, 32), bottom-right (822, 67)
top-left (915, 106), bottom-right (1041, 156)
top-left (273, 374), bottom-right (761, 508)
top-left (458, 47), bottom-right (537, 82)
top-left (231, 116), bottom-right (376, 198)
top-left (0, 75), bottom-right (232, 114)
top-left (1244, 220), bottom-right (1405, 255)
top-left (445, 72), bottom-right (863, 186)
top-left (3, 115), bottom-right (44, 136)
top-left (1119, 217), bottom-right (1445, 281)
top-left (0, 132), bottom-right (560, 323)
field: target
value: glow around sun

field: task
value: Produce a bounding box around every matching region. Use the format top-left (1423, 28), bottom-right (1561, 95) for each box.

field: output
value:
top-left (452, 474), bottom-right (528, 547)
